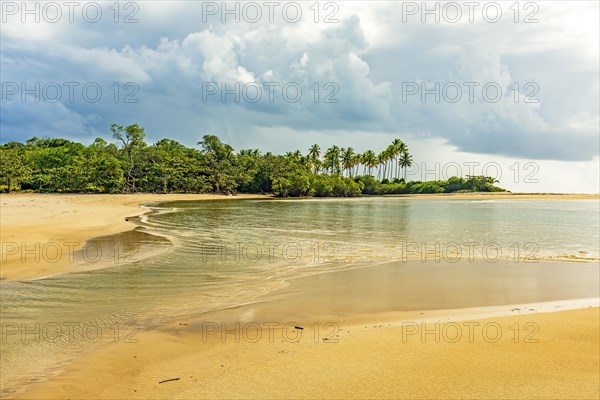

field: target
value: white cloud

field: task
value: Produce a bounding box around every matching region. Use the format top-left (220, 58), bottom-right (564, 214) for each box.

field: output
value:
top-left (1, 0), bottom-right (598, 192)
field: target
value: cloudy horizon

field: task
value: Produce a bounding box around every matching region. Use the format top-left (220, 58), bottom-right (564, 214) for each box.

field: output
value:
top-left (2, 1), bottom-right (599, 192)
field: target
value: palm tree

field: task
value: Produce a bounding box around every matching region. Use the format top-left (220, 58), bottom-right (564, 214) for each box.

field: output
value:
top-left (341, 147), bottom-right (355, 177)
top-left (308, 144), bottom-right (320, 174)
top-left (352, 153), bottom-right (362, 177)
top-left (395, 140), bottom-right (407, 179)
top-left (390, 138), bottom-right (403, 179)
top-left (313, 158), bottom-right (323, 175)
top-left (308, 144), bottom-right (320, 159)
top-left (382, 146), bottom-right (395, 181)
top-left (399, 150), bottom-right (413, 181)
top-left (324, 145), bottom-right (341, 175)
top-left (239, 149), bottom-right (260, 157)
top-left (362, 150), bottom-right (376, 176)
top-left (377, 151), bottom-right (387, 181)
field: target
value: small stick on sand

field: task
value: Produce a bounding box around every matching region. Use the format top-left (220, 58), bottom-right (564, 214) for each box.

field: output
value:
top-left (158, 378), bottom-right (180, 384)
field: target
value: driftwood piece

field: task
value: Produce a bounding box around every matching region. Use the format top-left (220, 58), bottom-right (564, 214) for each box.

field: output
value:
top-left (158, 378), bottom-right (180, 384)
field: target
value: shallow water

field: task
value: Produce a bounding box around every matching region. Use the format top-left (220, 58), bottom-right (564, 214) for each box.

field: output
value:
top-left (1, 197), bottom-right (599, 395)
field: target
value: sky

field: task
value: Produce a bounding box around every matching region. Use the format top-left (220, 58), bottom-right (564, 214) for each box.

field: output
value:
top-left (1, 1), bottom-right (599, 192)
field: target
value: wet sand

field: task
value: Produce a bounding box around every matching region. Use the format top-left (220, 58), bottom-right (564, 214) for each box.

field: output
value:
top-left (0, 193), bottom-right (270, 280)
top-left (14, 304), bottom-right (600, 399)
top-left (7, 257), bottom-right (600, 399)
top-left (214, 260), bottom-right (600, 323)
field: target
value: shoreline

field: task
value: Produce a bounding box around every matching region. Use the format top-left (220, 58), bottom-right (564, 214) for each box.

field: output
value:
top-left (2, 193), bottom-right (599, 398)
top-left (385, 192), bottom-right (600, 200)
top-left (0, 193), bottom-right (271, 281)
top-left (2, 192), bottom-right (598, 281)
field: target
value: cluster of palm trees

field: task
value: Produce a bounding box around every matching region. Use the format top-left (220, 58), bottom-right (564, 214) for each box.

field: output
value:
top-left (306, 139), bottom-right (413, 181)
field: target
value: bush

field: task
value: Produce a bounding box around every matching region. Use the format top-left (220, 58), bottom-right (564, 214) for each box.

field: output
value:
top-left (272, 171), bottom-right (311, 197)
top-left (413, 181), bottom-right (445, 193)
top-left (312, 175), bottom-right (333, 197)
top-left (444, 176), bottom-right (466, 192)
top-left (313, 175), bottom-right (362, 197)
top-left (354, 175), bottom-right (378, 195)
top-left (0, 185), bottom-right (13, 193)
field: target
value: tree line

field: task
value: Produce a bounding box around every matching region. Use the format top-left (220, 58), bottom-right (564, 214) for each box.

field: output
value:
top-left (0, 123), bottom-right (505, 196)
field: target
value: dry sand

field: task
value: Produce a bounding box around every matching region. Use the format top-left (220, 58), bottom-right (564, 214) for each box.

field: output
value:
top-left (15, 306), bottom-right (600, 399)
top-left (0, 193), bottom-right (269, 280)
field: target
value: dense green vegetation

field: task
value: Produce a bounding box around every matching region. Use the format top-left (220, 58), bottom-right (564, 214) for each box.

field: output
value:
top-left (0, 123), bottom-right (505, 196)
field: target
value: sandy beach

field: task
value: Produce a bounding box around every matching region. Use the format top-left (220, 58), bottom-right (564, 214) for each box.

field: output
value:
top-left (0, 193), bottom-right (269, 281)
top-left (1, 193), bottom-right (599, 399)
top-left (13, 305), bottom-right (600, 399)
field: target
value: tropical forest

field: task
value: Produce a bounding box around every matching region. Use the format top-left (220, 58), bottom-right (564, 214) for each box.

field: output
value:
top-left (0, 123), bottom-right (505, 196)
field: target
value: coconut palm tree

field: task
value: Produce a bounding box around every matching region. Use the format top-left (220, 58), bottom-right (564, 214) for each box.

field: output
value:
top-left (399, 150), bottom-right (413, 181)
top-left (352, 153), bottom-right (362, 177)
top-left (390, 138), bottom-right (403, 179)
top-left (341, 147), bottom-right (355, 177)
top-left (362, 150), bottom-right (376, 176)
top-left (377, 151), bottom-right (387, 181)
top-left (324, 145), bottom-right (341, 175)
top-left (313, 158), bottom-right (323, 175)
top-left (383, 146), bottom-right (396, 181)
top-left (308, 144), bottom-right (321, 174)
top-left (395, 140), bottom-right (407, 179)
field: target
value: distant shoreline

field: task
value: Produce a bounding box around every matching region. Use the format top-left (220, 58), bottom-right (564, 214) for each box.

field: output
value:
top-left (3, 191), bottom-right (598, 198)
top-left (383, 192), bottom-right (600, 200)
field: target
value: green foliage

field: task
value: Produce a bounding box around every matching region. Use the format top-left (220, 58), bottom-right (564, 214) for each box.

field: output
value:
top-left (111, 123), bottom-right (146, 193)
top-left (268, 153), bottom-right (312, 197)
top-left (354, 175), bottom-right (378, 195)
top-left (0, 145), bottom-right (31, 192)
top-left (272, 171), bottom-right (311, 197)
top-left (311, 175), bottom-right (362, 197)
top-left (373, 176), bottom-right (505, 195)
top-left (412, 181), bottom-right (445, 194)
top-left (0, 124), bottom-right (506, 196)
